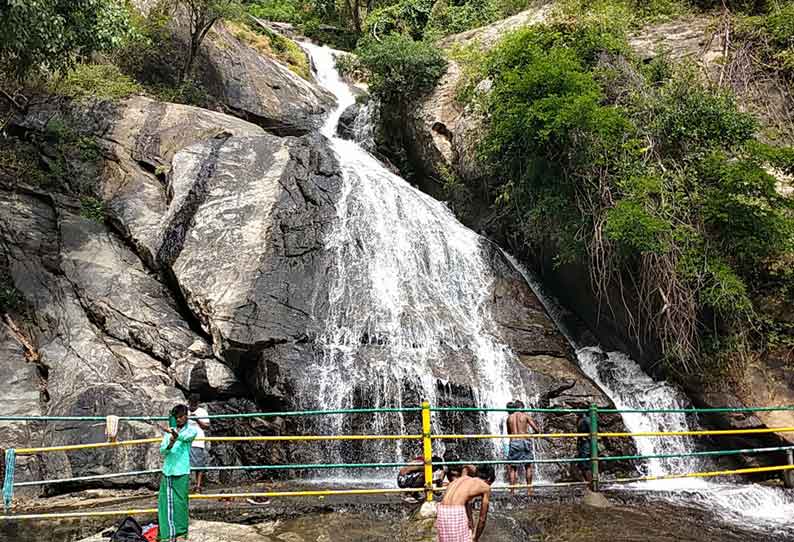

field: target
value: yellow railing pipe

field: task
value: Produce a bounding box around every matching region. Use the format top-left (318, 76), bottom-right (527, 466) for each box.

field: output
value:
top-left (432, 433), bottom-right (587, 440)
top-left (610, 463), bottom-right (794, 484)
top-left (421, 401), bottom-right (433, 502)
top-left (598, 427), bottom-right (794, 438)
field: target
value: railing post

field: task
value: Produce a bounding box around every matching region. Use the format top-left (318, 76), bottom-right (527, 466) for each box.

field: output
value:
top-left (589, 404), bottom-right (599, 492)
top-left (421, 401), bottom-right (433, 502)
top-left (784, 450), bottom-right (794, 489)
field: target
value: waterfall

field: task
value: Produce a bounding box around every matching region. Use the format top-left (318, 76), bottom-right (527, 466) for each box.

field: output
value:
top-left (502, 253), bottom-right (794, 523)
top-left (298, 43), bottom-right (794, 528)
top-left (300, 43), bottom-right (533, 471)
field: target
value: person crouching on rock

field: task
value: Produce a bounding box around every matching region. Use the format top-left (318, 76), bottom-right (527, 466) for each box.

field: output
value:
top-left (397, 454), bottom-right (444, 503)
top-left (436, 464), bottom-right (495, 542)
top-left (159, 404), bottom-right (197, 542)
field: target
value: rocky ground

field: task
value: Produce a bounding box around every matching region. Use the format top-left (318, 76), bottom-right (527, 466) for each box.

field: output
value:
top-left (3, 487), bottom-right (792, 542)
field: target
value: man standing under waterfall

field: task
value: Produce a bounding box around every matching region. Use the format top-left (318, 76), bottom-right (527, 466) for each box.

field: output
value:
top-left (506, 400), bottom-right (541, 496)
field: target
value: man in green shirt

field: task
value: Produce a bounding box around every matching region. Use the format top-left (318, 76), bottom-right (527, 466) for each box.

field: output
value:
top-left (159, 404), bottom-right (198, 542)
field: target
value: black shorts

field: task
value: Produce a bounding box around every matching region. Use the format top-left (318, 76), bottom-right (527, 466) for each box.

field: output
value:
top-left (577, 443), bottom-right (591, 471)
top-left (397, 471), bottom-right (424, 489)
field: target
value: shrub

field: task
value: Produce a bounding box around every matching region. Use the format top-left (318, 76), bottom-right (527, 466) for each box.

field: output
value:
top-left (0, 0), bottom-right (131, 80)
top-left (145, 80), bottom-right (213, 108)
top-left (356, 34), bottom-right (447, 103)
top-left (365, 0), bottom-right (435, 40)
top-left (50, 64), bottom-right (142, 100)
top-left (335, 53), bottom-right (368, 83)
top-left (650, 72), bottom-right (757, 157)
top-left (115, 0), bottom-right (181, 87)
top-left (0, 272), bottom-right (21, 313)
top-left (700, 152), bottom-right (794, 268)
top-left (468, 16), bottom-right (794, 372)
top-left (248, 0), bottom-right (306, 22)
top-left (605, 200), bottom-right (670, 255)
top-left (80, 196), bottom-right (107, 223)
top-left (426, 0), bottom-right (500, 37)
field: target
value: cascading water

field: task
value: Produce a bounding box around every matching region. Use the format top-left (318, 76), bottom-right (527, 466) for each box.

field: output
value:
top-left (503, 253), bottom-right (794, 525)
top-left (575, 348), bottom-right (704, 478)
top-left (299, 43), bottom-right (536, 474)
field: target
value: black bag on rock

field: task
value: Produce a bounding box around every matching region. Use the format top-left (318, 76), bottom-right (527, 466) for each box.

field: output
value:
top-left (108, 516), bottom-right (148, 542)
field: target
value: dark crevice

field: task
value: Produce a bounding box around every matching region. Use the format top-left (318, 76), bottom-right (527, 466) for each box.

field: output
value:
top-left (131, 100), bottom-right (167, 172)
top-left (294, 178), bottom-right (319, 207)
top-left (99, 201), bottom-right (213, 345)
top-left (157, 133), bottom-right (230, 268)
top-left (227, 106), bottom-right (313, 137)
top-left (150, 133), bottom-right (234, 345)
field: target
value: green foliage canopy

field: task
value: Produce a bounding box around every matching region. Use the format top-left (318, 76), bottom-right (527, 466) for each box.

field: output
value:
top-left (356, 34), bottom-right (447, 103)
top-left (0, 0), bottom-right (130, 80)
top-left (471, 18), bottom-right (794, 370)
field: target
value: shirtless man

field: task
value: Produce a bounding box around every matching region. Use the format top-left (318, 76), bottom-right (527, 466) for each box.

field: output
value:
top-left (436, 465), bottom-right (495, 542)
top-left (506, 400), bottom-right (541, 496)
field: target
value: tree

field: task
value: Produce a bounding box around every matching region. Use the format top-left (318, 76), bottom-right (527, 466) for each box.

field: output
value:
top-left (175, 0), bottom-right (242, 81)
top-left (0, 0), bottom-right (130, 82)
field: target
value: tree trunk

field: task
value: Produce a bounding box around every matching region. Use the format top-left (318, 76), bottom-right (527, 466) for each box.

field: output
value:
top-left (181, 37), bottom-right (199, 83)
top-left (353, 0), bottom-right (361, 33)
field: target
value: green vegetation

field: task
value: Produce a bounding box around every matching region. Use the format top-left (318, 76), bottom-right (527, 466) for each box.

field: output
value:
top-left (80, 196), bottom-right (107, 223)
top-left (0, 270), bottom-right (21, 313)
top-left (444, 12), bottom-right (794, 374)
top-left (356, 34), bottom-right (447, 103)
top-left (335, 52), bottom-right (368, 82)
top-left (0, 0), bottom-right (131, 81)
top-left (0, 117), bottom-right (104, 198)
top-left (0, 138), bottom-right (50, 189)
top-left (246, 0), bottom-right (359, 49)
top-left (50, 64), bottom-right (142, 100)
top-left (735, 2), bottom-right (794, 76)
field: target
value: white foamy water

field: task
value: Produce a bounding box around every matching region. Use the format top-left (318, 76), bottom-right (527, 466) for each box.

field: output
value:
top-left (502, 252), bottom-right (794, 526)
top-left (300, 43), bottom-right (535, 468)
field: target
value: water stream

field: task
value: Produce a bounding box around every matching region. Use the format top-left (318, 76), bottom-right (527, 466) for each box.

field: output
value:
top-left (503, 254), bottom-right (794, 525)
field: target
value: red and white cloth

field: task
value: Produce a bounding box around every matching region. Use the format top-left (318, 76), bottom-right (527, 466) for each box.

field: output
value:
top-left (436, 504), bottom-right (471, 542)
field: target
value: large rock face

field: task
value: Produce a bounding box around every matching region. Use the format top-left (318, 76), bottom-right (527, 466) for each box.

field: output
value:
top-left (2, 96), bottom-right (343, 487)
top-left (2, 89), bottom-right (630, 490)
top-left (128, 1), bottom-right (335, 135)
top-left (198, 22), bottom-right (336, 135)
top-left (396, 7), bottom-right (551, 197)
top-left (0, 187), bottom-right (182, 485)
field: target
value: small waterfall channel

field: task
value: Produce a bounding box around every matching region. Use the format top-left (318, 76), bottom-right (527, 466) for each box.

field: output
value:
top-left (298, 43), bottom-right (539, 476)
top-left (504, 254), bottom-right (794, 525)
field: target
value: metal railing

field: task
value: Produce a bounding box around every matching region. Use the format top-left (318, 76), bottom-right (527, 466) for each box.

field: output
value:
top-left (2, 402), bottom-right (794, 520)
